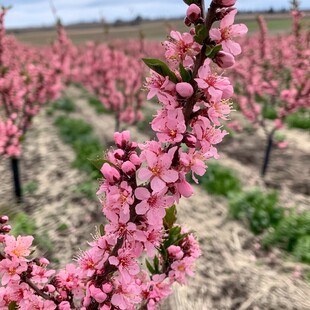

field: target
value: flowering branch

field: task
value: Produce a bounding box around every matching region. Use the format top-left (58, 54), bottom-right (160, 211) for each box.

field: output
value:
top-left (0, 1), bottom-right (248, 309)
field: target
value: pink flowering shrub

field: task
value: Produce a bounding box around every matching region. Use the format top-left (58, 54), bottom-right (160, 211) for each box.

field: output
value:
top-left (0, 0), bottom-right (247, 308)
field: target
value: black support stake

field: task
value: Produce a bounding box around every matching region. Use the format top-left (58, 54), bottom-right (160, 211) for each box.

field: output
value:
top-left (11, 157), bottom-right (22, 203)
top-left (261, 134), bottom-right (273, 177)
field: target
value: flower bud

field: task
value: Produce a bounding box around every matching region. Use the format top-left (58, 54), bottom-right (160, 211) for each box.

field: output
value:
top-left (0, 225), bottom-right (11, 233)
top-left (39, 257), bottom-right (50, 266)
top-left (168, 245), bottom-right (184, 260)
top-left (114, 149), bottom-right (125, 160)
top-left (213, 0), bottom-right (236, 7)
top-left (114, 131), bottom-right (130, 148)
top-left (100, 163), bottom-right (120, 183)
top-left (183, 133), bottom-right (197, 148)
top-left (213, 51), bottom-right (235, 68)
top-left (102, 282), bottom-right (113, 293)
top-left (129, 153), bottom-right (142, 167)
top-left (190, 28), bottom-right (196, 36)
top-left (44, 284), bottom-right (56, 293)
top-left (0, 215), bottom-right (9, 224)
top-left (176, 82), bottom-right (194, 98)
top-left (186, 4), bottom-right (201, 22)
top-left (121, 161), bottom-right (136, 176)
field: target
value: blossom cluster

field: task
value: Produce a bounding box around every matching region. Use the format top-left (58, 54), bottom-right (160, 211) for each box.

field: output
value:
top-left (0, 0), bottom-right (247, 309)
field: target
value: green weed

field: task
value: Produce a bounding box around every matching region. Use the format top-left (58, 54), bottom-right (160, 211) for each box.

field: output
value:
top-left (228, 189), bottom-right (283, 235)
top-left (196, 162), bottom-right (241, 196)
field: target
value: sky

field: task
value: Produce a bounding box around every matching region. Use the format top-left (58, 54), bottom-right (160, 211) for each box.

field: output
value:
top-left (1, 0), bottom-right (310, 29)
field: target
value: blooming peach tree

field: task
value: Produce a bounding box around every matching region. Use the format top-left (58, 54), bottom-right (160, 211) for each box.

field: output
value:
top-left (72, 43), bottom-right (145, 132)
top-left (230, 1), bottom-right (310, 176)
top-left (0, 0), bottom-right (247, 308)
top-left (0, 8), bottom-right (62, 201)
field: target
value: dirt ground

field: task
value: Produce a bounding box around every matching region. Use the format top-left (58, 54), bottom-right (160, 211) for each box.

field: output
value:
top-left (0, 86), bottom-right (309, 309)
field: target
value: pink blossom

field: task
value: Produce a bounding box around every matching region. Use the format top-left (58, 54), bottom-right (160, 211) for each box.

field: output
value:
top-left (147, 273), bottom-right (172, 307)
top-left (77, 249), bottom-right (103, 277)
top-left (111, 276), bottom-right (142, 309)
top-left (145, 71), bottom-right (176, 104)
top-left (105, 211), bottom-right (136, 240)
top-left (180, 233), bottom-right (201, 259)
top-left (0, 258), bottom-right (27, 285)
top-left (138, 150), bottom-right (178, 192)
top-left (109, 248), bottom-right (140, 283)
top-left (168, 257), bottom-right (195, 284)
top-left (89, 284), bottom-right (107, 303)
top-left (179, 149), bottom-right (206, 183)
top-left (206, 99), bottom-right (232, 125)
top-left (135, 228), bottom-right (163, 257)
top-left (31, 265), bottom-right (55, 284)
top-left (164, 30), bottom-right (201, 65)
top-left (106, 181), bottom-right (134, 215)
top-left (4, 235), bottom-right (33, 259)
top-left (210, 9), bottom-right (248, 55)
top-left (195, 59), bottom-right (233, 101)
top-left (135, 187), bottom-right (174, 225)
top-left (59, 301), bottom-right (71, 310)
top-left (152, 109), bottom-right (186, 143)
top-left (175, 173), bottom-right (194, 198)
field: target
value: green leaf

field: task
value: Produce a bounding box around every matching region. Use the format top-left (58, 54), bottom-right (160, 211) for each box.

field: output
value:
top-left (179, 63), bottom-right (192, 82)
top-left (153, 255), bottom-right (160, 273)
top-left (194, 24), bottom-right (208, 44)
top-left (142, 58), bottom-right (178, 83)
top-left (173, 233), bottom-right (190, 245)
top-left (170, 226), bottom-right (181, 236)
top-left (145, 259), bottom-right (155, 274)
top-left (205, 44), bottom-right (222, 59)
top-left (88, 156), bottom-right (116, 171)
top-left (99, 224), bottom-right (105, 236)
top-left (163, 205), bottom-right (177, 230)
